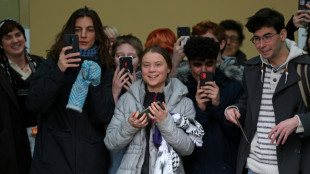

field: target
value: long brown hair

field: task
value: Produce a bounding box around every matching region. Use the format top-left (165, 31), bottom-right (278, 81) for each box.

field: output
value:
top-left (47, 6), bottom-right (113, 69)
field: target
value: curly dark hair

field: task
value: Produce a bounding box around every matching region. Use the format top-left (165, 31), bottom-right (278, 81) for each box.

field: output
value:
top-left (184, 36), bottom-right (219, 62)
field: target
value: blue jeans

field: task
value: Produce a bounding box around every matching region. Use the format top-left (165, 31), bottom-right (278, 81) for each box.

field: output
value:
top-left (248, 169), bottom-right (257, 174)
top-left (109, 148), bottom-right (126, 174)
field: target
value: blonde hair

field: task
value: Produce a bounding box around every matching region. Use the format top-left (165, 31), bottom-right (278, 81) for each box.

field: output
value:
top-left (103, 25), bottom-right (120, 38)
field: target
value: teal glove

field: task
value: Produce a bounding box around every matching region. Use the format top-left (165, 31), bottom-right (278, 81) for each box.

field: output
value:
top-left (66, 61), bottom-right (101, 113)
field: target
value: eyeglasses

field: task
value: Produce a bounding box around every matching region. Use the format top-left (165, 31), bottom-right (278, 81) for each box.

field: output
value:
top-left (250, 33), bottom-right (278, 44)
top-left (226, 35), bottom-right (239, 43)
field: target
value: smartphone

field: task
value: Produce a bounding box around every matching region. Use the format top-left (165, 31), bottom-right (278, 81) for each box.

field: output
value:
top-left (138, 101), bottom-right (165, 122)
top-left (119, 56), bottom-right (133, 75)
top-left (64, 34), bottom-right (79, 55)
top-left (200, 72), bottom-right (213, 87)
top-left (299, 0), bottom-right (310, 26)
top-left (177, 26), bottom-right (190, 46)
top-left (299, 0), bottom-right (310, 10)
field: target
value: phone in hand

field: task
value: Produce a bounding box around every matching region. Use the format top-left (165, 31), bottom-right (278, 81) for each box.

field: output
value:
top-left (119, 56), bottom-right (133, 75)
top-left (299, 0), bottom-right (310, 10)
top-left (138, 101), bottom-right (165, 122)
top-left (177, 26), bottom-right (190, 46)
top-left (299, 0), bottom-right (310, 26)
top-left (64, 34), bottom-right (79, 64)
top-left (64, 34), bottom-right (79, 55)
top-left (200, 72), bottom-right (213, 87)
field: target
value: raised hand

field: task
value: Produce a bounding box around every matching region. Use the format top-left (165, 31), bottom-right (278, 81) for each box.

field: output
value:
top-left (57, 46), bottom-right (81, 73)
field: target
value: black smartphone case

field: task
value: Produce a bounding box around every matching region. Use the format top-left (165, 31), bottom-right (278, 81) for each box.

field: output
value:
top-left (177, 26), bottom-right (190, 38)
top-left (200, 72), bottom-right (213, 87)
top-left (138, 101), bottom-right (165, 122)
top-left (119, 56), bottom-right (133, 74)
top-left (64, 34), bottom-right (79, 55)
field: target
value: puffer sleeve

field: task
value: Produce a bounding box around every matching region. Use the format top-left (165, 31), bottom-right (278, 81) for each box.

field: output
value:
top-left (104, 94), bottom-right (140, 152)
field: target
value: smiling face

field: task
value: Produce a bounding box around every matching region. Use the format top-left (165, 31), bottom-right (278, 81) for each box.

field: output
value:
top-left (141, 52), bottom-right (171, 92)
top-left (0, 27), bottom-right (26, 58)
top-left (74, 16), bottom-right (96, 49)
top-left (253, 26), bottom-right (285, 60)
top-left (114, 43), bottom-right (139, 71)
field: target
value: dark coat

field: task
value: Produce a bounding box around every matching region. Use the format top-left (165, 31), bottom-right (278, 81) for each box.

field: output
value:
top-left (235, 50), bottom-right (247, 66)
top-left (27, 58), bottom-right (115, 174)
top-left (0, 54), bottom-right (43, 174)
top-left (235, 55), bottom-right (310, 174)
top-left (180, 68), bottom-right (243, 174)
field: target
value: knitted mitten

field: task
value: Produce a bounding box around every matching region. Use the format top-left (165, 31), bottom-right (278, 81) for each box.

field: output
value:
top-left (66, 61), bottom-right (101, 113)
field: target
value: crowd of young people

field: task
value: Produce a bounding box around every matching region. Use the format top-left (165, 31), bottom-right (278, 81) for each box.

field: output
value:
top-left (1, 5), bottom-right (310, 174)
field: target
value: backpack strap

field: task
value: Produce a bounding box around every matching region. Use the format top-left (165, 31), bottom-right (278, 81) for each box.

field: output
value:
top-left (297, 64), bottom-right (310, 111)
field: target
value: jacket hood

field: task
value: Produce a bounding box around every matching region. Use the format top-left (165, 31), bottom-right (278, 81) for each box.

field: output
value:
top-left (128, 78), bottom-right (189, 109)
top-left (260, 39), bottom-right (306, 68)
top-left (258, 39), bottom-right (307, 83)
top-left (176, 60), bottom-right (243, 83)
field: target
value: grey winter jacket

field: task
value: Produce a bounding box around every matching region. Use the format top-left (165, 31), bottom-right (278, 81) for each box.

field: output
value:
top-left (104, 78), bottom-right (196, 174)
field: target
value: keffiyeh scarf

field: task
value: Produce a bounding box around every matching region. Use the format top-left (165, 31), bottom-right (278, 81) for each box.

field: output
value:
top-left (154, 113), bottom-right (204, 174)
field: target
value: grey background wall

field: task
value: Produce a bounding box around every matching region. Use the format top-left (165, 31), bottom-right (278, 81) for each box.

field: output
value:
top-left (1, 0), bottom-right (298, 59)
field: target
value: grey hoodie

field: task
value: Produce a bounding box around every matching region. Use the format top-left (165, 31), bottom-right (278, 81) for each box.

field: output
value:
top-left (259, 39), bottom-right (307, 83)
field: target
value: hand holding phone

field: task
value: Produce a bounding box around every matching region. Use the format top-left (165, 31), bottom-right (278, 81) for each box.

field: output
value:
top-left (298, 0), bottom-right (310, 26)
top-left (200, 72), bottom-right (213, 87)
top-left (64, 34), bottom-right (80, 64)
top-left (119, 56), bottom-right (133, 75)
top-left (64, 34), bottom-right (79, 55)
top-left (138, 101), bottom-right (165, 122)
top-left (177, 26), bottom-right (190, 46)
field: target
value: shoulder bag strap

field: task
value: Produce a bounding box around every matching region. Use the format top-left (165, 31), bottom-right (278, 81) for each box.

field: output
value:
top-left (297, 64), bottom-right (310, 111)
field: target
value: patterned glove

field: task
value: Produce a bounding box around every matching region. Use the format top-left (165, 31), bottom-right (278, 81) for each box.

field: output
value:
top-left (66, 61), bottom-right (101, 113)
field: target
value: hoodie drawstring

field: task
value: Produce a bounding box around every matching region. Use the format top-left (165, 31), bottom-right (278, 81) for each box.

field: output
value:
top-left (261, 62), bottom-right (264, 83)
top-left (261, 62), bottom-right (289, 84)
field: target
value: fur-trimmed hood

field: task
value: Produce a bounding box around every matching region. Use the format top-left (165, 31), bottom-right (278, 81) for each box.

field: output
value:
top-left (176, 59), bottom-right (243, 84)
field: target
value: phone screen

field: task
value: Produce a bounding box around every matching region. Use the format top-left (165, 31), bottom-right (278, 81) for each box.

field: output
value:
top-left (119, 56), bottom-right (133, 74)
top-left (200, 72), bottom-right (213, 87)
top-left (138, 101), bottom-right (165, 121)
